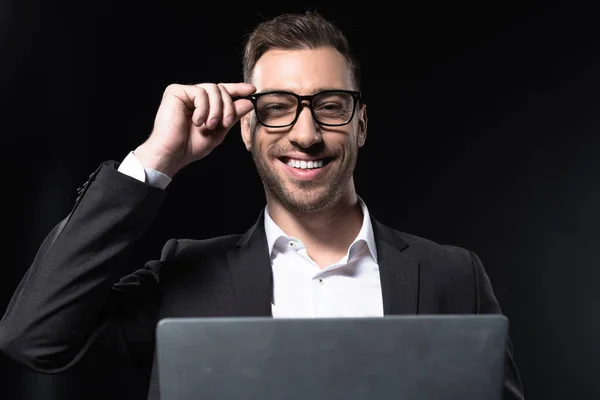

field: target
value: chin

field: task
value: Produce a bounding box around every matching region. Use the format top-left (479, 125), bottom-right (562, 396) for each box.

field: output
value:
top-left (280, 189), bottom-right (336, 213)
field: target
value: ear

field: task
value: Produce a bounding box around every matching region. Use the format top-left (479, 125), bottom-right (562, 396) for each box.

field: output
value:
top-left (357, 104), bottom-right (367, 148)
top-left (241, 114), bottom-right (252, 151)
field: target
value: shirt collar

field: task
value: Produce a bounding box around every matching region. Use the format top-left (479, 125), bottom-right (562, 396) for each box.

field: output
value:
top-left (263, 196), bottom-right (378, 262)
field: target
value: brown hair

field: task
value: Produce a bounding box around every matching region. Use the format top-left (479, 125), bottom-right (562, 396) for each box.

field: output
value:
top-left (242, 11), bottom-right (361, 90)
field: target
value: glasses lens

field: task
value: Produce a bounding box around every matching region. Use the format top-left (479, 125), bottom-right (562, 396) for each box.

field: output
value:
top-left (256, 93), bottom-right (298, 127)
top-left (312, 91), bottom-right (355, 125)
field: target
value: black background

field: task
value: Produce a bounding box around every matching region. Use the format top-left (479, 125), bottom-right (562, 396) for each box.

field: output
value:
top-left (2, 2), bottom-right (599, 399)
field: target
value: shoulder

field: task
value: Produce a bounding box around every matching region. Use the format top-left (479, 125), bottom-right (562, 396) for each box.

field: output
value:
top-left (144, 234), bottom-right (244, 282)
top-left (160, 234), bottom-right (244, 261)
top-left (375, 220), bottom-right (477, 270)
top-left (402, 231), bottom-right (473, 263)
top-left (376, 222), bottom-right (493, 312)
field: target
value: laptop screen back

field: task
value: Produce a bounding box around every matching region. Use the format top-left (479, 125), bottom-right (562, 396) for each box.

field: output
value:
top-left (156, 315), bottom-right (507, 400)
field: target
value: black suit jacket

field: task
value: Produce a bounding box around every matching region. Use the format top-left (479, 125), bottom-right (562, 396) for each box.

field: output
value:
top-left (0, 161), bottom-right (524, 399)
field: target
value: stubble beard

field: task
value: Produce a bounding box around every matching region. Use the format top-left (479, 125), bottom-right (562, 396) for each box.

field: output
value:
top-left (251, 136), bottom-right (357, 215)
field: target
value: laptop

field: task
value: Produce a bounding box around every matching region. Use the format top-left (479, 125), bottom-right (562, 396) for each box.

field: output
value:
top-left (155, 315), bottom-right (508, 400)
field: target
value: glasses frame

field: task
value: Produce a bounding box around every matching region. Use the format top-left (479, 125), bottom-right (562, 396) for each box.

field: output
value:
top-left (238, 89), bottom-right (362, 128)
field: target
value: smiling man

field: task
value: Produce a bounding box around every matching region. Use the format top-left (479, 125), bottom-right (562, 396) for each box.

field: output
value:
top-left (0, 10), bottom-right (524, 400)
top-left (242, 46), bottom-right (367, 269)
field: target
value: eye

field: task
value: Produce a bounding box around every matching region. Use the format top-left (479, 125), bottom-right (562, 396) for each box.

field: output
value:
top-left (315, 102), bottom-right (347, 115)
top-left (262, 103), bottom-right (295, 114)
top-left (320, 103), bottom-right (343, 111)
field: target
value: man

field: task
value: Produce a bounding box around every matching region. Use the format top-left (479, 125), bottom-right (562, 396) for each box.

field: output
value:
top-left (0, 10), bottom-right (524, 400)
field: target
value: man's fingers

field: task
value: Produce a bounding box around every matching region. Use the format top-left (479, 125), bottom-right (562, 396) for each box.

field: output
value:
top-left (217, 84), bottom-right (236, 129)
top-left (163, 84), bottom-right (210, 127)
top-left (233, 99), bottom-right (254, 123)
top-left (202, 85), bottom-right (223, 130)
top-left (219, 82), bottom-right (256, 98)
top-left (202, 83), bottom-right (256, 128)
top-left (193, 82), bottom-right (255, 98)
top-left (218, 83), bottom-right (256, 125)
top-left (190, 88), bottom-right (209, 127)
top-left (168, 82), bottom-right (255, 129)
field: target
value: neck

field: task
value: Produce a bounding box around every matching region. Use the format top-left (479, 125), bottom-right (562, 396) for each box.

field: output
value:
top-left (266, 190), bottom-right (364, 266)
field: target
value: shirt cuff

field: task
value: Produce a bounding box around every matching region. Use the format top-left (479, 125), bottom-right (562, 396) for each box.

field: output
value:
top-left (117, 151), bottom-right (172, 190)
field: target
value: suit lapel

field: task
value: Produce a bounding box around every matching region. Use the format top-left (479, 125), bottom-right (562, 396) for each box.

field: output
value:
top-left (225, 210), bottom-right (419, 317)
top-left (227, 210), bottom-right (273, 317)
top-left (372, 217), bottom-right (420, 315)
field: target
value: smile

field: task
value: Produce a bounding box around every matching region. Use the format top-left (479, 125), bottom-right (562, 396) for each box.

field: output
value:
top-left (279, 157), bottom-right (332, 170)
top-left (277, 156), bottom-right (333, 181)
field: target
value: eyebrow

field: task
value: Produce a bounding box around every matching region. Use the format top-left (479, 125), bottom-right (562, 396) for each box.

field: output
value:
top-left (258, 87), bottom-right (348, 95)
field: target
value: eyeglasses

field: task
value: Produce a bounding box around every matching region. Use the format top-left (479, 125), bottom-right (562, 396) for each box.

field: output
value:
top-left (238, 89), bottom-right (362, 128)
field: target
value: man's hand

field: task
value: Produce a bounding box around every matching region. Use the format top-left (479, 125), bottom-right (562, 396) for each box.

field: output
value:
top-left (134, 82), bottom-right (256, 177)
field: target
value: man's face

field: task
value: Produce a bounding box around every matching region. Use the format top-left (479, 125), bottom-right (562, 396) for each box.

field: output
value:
top-left (241, 47), bottom-right (367, 213)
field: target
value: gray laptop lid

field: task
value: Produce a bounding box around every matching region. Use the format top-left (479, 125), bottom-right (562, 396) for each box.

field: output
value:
top-left (156, 315), bottom-right (507, 400)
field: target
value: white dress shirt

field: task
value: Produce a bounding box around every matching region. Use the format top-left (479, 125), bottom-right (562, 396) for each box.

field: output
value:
top-left (118, 151), bottom-right (384, 318)
top-left (265, 202), bottom-right (382, 318)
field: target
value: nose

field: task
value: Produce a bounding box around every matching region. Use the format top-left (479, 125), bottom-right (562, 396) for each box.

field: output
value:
top-left (287, 102), bottom-right (322, 148)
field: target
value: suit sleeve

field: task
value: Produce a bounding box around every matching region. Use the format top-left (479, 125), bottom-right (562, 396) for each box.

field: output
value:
top-left (469, 250), bottom-right (525, 400)
top-left (0, 161), bottom-right (169, 373)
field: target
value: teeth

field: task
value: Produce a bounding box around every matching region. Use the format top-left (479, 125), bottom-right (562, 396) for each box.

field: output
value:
top-left (287, 159), bottom-right (325, 169)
